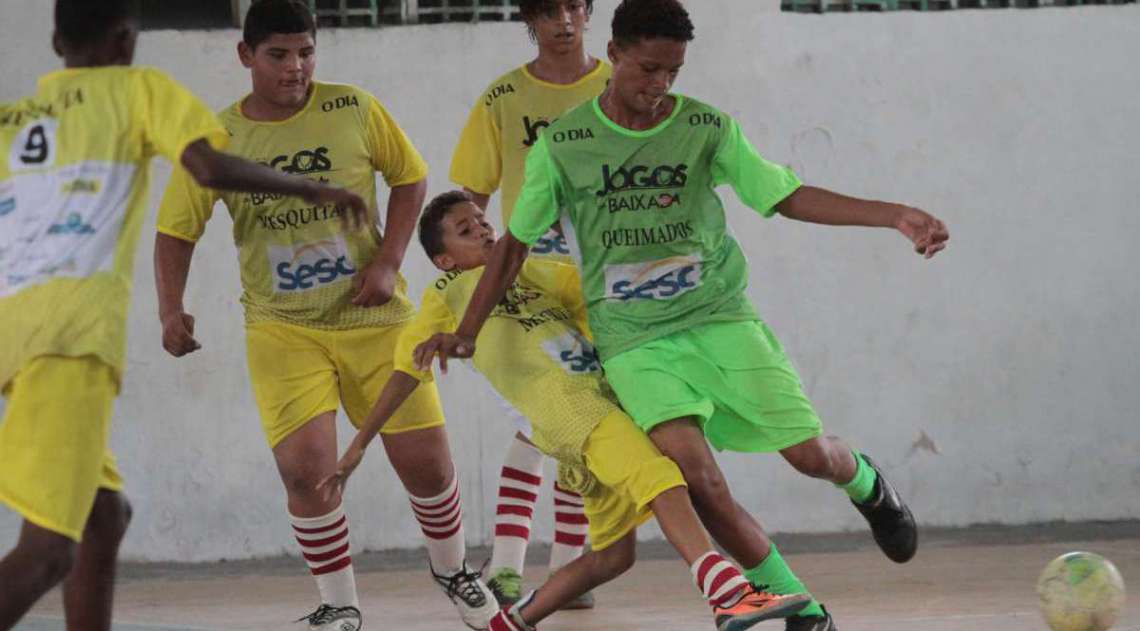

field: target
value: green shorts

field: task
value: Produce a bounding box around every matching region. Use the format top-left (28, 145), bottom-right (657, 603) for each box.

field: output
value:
top-left (602, 320), bottom-right (823, 453)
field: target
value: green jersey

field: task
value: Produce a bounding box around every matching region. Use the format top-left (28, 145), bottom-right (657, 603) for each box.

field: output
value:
top-left (508, 95), bottom-right (801, 361)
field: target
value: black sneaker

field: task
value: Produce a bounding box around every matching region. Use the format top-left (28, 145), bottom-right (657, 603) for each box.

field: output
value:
top-left (786, 605), bottom-right (837, 630)
top-left (852, 455), bottom-right (917, 563)
top-left (296, 604), bottom-right (362, 631)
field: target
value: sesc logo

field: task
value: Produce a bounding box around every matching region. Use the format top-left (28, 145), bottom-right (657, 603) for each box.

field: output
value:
top-left (268, 237), bottom-right (356, 293)
top-left (604, 255), bottom-right (702, 301)
top-left (542, 332), bottom-right (601, 374)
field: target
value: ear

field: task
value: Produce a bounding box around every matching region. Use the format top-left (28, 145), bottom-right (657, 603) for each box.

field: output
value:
top-left (606, 39), bottom-right (619, 65)
top-left (52, 31), bottom-right (64, 58)
top-left (238, 41), bottom-right (255, 68)
top-left (113, 22), bottom-right (138, 65)
top-left (433, 253), bottom-right (455, 271)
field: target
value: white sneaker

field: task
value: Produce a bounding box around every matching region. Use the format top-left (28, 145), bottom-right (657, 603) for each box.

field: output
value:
top-left (432, 561), bottom-right (498, 630)
top-left (297, 604), bottom-right (362, 631)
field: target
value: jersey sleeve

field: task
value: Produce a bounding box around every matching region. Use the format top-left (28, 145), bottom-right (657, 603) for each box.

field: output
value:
top-left (711, 117), bottom-right (802, 218)
top-left (449, 96), bottom-right (502, 196)
top-left (393, 290), bottom-right (458, 382)
top-left (156, 163), bottom-right (219, 243)
top-left (134, 68), bottom-right (228, 163)
top-left (507, 135), bottom-right (562, 246)
top-left (366, 95), bottom-right (428, 187)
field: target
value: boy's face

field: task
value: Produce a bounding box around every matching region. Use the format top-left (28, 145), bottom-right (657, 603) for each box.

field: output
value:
top-left (607, 37), bottom-right (687, 116)
top-left (528, 0), bottom-right (590, 55)
top-left (239, 32), bottom-right (316, 109)
top-left (433, 202), bottom-right (499, 272)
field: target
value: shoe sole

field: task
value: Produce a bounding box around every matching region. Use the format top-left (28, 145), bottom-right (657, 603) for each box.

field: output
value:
top-left (717, 594), bottom-right (813, 631)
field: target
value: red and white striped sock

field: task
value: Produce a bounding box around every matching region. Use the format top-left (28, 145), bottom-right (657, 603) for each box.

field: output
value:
top-left (488, 609), bottom-right (530, 631)
top-left (548, 482), bottom-right (587, 572)
top-left (409, 475), bottom-right (465, 576)
top-left (691, 551), bottom-right (750, 610)
top-left (291, 504), bottom-right (358, 608)
top-left (488, 436), bottom-right (544, 573)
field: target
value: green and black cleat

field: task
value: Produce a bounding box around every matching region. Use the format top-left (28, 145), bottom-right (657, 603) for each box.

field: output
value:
top-left (852, 455), bottom-right (917, 563)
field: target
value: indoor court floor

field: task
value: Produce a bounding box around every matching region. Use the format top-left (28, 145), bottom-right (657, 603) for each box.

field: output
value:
top-left (18, 525), bottom-right (1139, 630)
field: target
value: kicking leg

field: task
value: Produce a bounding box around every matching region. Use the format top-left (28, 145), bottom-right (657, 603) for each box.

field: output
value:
top-left (486, 432), bottom-right (544, 606)
top-left (649, 418), bottom-right (829, 621)
top-left (62, 489), bottom-right (132, 631)
top-left (781, 436), bottom-right (917, 563)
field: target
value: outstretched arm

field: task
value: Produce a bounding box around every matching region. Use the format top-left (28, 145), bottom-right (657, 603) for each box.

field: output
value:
top-left (179, 139), bottom-right (369, 230)
top-left (775, 185), bottom-right (949, 258)
top-left (413, 233), bottom-right (530, 372)
top-left (316, 371), bottom-right (422, 502)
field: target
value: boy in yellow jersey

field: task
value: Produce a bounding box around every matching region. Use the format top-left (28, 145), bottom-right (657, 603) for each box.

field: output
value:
top-left (153, 2), bottom-right (495, 629)
top-left (0, 1), bottom-right (370, 629)
top-left (317, 190), bottom-right (811, 631)
top-left (449, 0), bottom-right (611, 606)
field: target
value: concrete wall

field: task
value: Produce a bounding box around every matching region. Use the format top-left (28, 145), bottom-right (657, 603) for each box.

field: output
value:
top-left (2, 0), bottom-right (1138, 562)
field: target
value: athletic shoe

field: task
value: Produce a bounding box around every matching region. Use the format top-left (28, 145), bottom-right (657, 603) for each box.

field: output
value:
top-left (559, 589), bottom-right (595, 610)
top-left (296, 604), bottom-right (362, 631)
top-left (486, 567), bottom-right (523, 606)
top-left (714, 586), bottom-right (812, 631)
top-left (786, 605), bottom-right (838, 630)
top-left (851, 455), bottom-right (918, 563)
top-left (432, 561), bottom-right (498, 630)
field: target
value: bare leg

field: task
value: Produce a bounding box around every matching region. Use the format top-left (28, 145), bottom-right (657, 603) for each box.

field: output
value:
top-left (272, 411), bottom-right (340, 518)
top-left (648, 418), bottom-right (772, 568)
top-left (0, 521), bottom-right (77, 629)
top-left (62, 490), bottom-right (132, 631)
top-left (779, 435), bottom-right (858, 484)
top-left (381, 425), bottom-right (455, 498)
top-left (518, 532), bottom-right (636, 625)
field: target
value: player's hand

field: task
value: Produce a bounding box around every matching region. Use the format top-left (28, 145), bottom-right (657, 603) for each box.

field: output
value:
top-left (161, 311), bottom-right (201, 357)
top-left (413, 333), bottom-right (476, 375)
top-left (300, 181), bottom-right (370, 232)
top-left (316, 442), bottom-right (366, 503)
top-left (895, 206), bottom-right (949, 259)
top-left (351, 259), bottom-right (397, 307)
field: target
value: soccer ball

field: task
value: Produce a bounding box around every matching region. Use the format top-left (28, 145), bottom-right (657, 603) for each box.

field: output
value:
top-left (1037, 551), bottom-right (1126, 631)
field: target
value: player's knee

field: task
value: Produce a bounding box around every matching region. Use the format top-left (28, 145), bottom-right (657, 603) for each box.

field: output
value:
top-left (89, 491), bottom-right (133, 542)
top-left (281, 465), bottom-right (327, 501)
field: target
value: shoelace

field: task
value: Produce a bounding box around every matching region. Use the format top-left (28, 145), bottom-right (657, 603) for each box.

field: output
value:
top-left (443, 566), bottom-right (490, 607)
top-left (297, 604), bottom-right (357, 625)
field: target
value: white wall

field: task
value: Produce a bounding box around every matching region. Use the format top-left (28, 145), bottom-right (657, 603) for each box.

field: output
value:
top-left (2, 0), bottom-right (1138, 562)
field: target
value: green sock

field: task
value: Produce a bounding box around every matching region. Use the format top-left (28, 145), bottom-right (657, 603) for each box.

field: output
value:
top-left (838, 449), bottom-right (877, 504)
top-left (743, 545), bottom-right (824, 618)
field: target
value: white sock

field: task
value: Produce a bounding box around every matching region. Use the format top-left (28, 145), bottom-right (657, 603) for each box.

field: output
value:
top-left (410, 475), bottom-right (465, 575)
top-left (489, 436), bottom-right (544, 573)
top-left (548, 482), bottom-right (587, 572)
top-left (291, 504), bottom-right (359, 608)
top-left (691, 551), bottom-right (749, 609)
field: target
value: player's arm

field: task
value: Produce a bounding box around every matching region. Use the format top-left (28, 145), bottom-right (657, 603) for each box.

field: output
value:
top-left (317, 370), bottom-right (422, 502)
top-left (464, 189), bottom-right (492, 211)
top-left (155, 233), bottom-right (199, 357)
top-left (352, 177), bottom-right (427, 307)
top-left (775, 186), bottom-right (949, 259)
top-left (179, 140), bottom-right (367, 225)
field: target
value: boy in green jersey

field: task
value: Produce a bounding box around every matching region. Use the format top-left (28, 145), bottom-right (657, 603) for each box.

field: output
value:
top-left (417, 1), bottom-right (950, 629)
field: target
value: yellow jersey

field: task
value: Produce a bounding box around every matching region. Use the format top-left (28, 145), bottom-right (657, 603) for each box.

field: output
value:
top-left (394, 259), bottom-right (620, 464)
top-left (0, 66), bottom-right (228, 387)
top-left (449, 61), bottom-right (611, 228)
top-left (157, 81), bottom-right (424, 330)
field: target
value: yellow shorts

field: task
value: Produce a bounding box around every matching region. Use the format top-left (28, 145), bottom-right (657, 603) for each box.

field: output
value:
top-left (580, 410), bottom-right (687, 551)
top-left (0, 355), bottom-right (124, 542)
top-left (246, 321), bottom-right (446, 448)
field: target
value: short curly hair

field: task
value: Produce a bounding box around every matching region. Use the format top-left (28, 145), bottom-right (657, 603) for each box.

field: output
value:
top-left (519, 0), bottom-right (595, 21)
top-left (418, 190), bottom-right (475, 260)
top-left (612, 0), bottom-right (694, 47)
